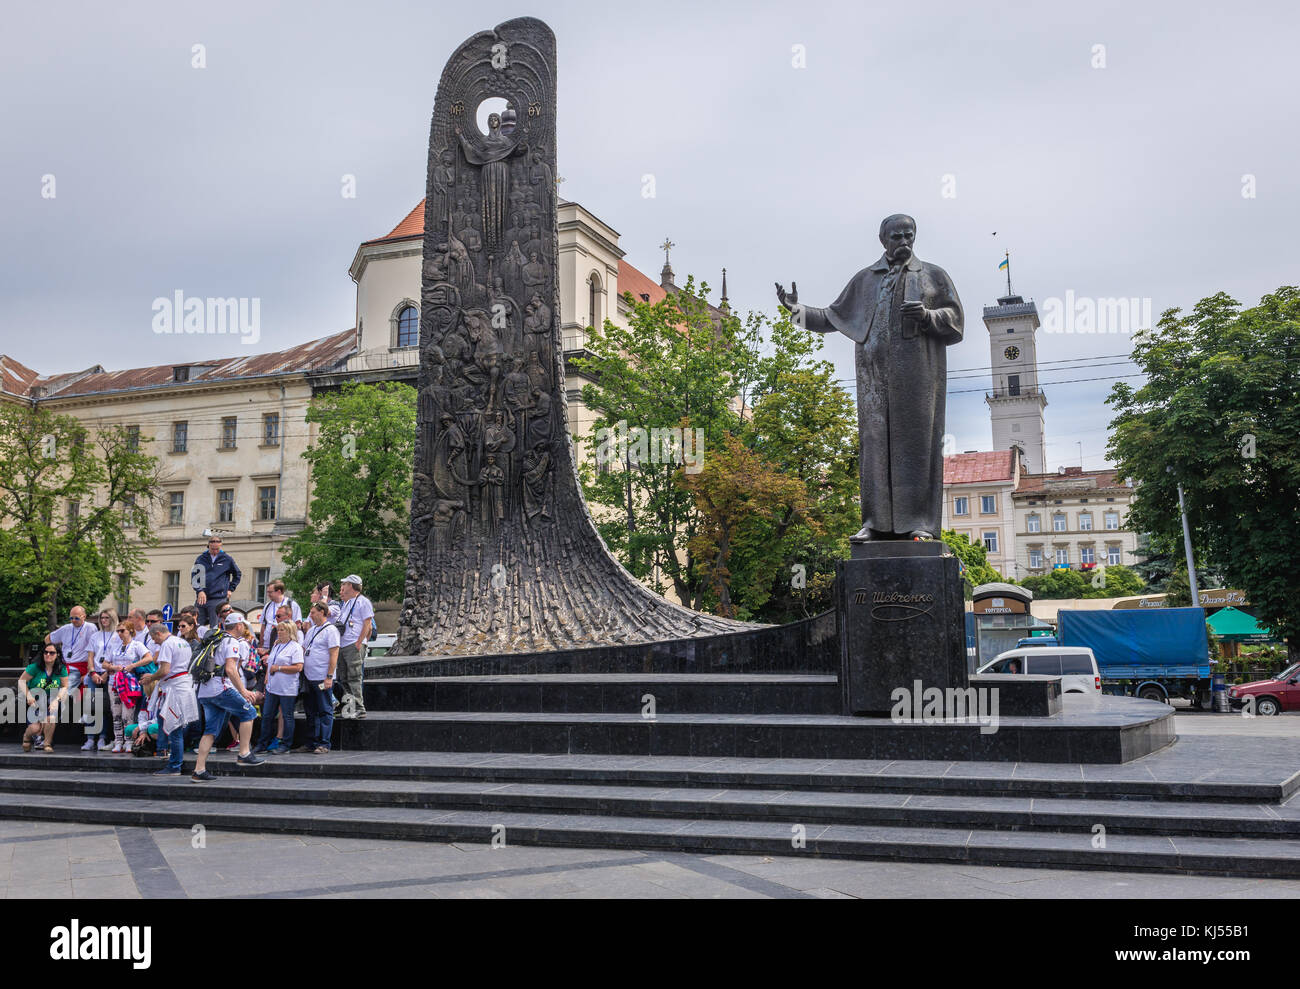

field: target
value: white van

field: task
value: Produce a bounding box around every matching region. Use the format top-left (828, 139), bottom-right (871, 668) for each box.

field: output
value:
top-left (977, 646), bottom-right (1102, 695)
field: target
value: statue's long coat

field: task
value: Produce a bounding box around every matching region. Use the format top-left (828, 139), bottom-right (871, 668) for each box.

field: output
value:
top-left (821, 253), bottom-right (963, 537)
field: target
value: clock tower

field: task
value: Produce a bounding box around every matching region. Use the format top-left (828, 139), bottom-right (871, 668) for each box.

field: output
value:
top-left (983, 293), bottom-right (1047, 473)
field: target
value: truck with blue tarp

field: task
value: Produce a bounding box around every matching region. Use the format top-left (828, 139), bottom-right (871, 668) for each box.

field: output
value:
top-left (1056, 607), bottom-right (1212, 706)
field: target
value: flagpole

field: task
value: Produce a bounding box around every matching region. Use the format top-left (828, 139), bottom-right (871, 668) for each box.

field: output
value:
top-left (1004, 251), bottom-right (1012, 297)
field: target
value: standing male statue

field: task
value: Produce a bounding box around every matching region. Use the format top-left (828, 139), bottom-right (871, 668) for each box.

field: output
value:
top-left (777, 214), bottom-right (963, 541)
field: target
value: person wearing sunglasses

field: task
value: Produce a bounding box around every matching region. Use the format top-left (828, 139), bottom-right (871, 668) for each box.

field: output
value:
top-left (20, 645), bottom-right (69, 753)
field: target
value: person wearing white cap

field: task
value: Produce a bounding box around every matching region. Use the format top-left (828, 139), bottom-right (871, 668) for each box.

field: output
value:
top-left (334, 575), bottom-right (373, 719)
top-left (191, 612), bottom-right (265, 781)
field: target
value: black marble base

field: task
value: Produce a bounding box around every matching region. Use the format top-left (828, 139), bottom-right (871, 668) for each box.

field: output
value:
top-left (837, 542), bottom-right (968, 716)
top-left (968, 674), bottom-right (1063, 717)
top-left (327, 695), bottom-right (1175, 764)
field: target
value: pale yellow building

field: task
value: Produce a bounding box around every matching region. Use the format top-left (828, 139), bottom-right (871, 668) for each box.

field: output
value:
top-left (941, 449), bottom-right (1024, 578)
top-left (1012, 466), bottom-right (1141, 580)
top-left (0, 197), bottom-right (701, 625)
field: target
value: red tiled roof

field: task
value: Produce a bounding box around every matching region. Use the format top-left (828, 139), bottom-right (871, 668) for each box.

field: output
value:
top-left (0, 355), bottom-right (43, 398)
top-left (616, 260), bottom-right (667, 306)
top-left (4, 330), bottom-right (357, 401)
top-left (1014, 468), bottom-right (1130, 496)
top-left (365, 200), bottom-right (426, 244)
top-left (944, 450), bottom-right (1016, 485)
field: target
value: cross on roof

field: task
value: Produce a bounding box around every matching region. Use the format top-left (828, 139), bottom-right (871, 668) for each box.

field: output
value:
top-left (660, 238), bottom-right (674, 264)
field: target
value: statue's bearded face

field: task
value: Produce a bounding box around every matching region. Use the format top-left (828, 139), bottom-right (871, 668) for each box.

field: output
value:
top-left (879, 219), bottom-right (916, 262)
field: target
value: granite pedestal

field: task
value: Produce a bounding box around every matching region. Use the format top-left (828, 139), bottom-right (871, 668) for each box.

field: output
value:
top-left (837, 541), bottom-right (969, 716)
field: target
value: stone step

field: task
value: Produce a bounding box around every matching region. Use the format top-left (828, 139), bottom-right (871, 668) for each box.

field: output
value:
top-left (326, 704), bottom-right (1172, 764)
top-left (0, 767), bottom-right (1294, 838)
top-left (361, 673), bottom-right (841, 714)
top-left (0, 746), bottom-right (1289, 804)
top-left (1, 790), bottom-right (1297, 878)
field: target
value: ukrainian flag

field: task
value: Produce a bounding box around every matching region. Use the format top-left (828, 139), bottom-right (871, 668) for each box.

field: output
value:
top-left (998, 257), bottom-right (1009, 271)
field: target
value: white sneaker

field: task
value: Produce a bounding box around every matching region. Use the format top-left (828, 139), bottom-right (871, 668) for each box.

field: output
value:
top-left (97, 739), bottom-right (110, 750)
top-left (81, 739), bottom-right (96, 751)
top-left (111, 742), bottom-right (123, 754)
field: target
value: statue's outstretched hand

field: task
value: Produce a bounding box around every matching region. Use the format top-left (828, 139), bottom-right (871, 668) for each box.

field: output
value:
top-left (775, 281), bottom-right (798, 310)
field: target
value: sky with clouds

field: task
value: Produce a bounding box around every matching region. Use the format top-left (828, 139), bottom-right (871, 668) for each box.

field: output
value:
top-left (2, 0), bottom-right (1296, 470)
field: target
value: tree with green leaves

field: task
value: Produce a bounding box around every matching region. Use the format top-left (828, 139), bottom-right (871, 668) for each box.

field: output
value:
top-left (728, 314), bottom-right (859, 621)
top-left (574, 277), bottom-right (753, 609)
top-left (1085, 563), bottom-right (1145, 598)
top-left (1019, 567), bottom-right (1089, 600)
top-left (941, 530), bottom-right (1003, 594)
top-left (1107, 287), bottom-right (1300, 660)
top-left (683, 432), bottom-right (810, 619)
top-left (0, 403), bottom-right (160, 645)
top-left (280, 382), bottom-right (416, 605)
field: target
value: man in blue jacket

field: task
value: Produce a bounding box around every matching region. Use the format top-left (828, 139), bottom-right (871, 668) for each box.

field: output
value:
top-left (194, 535), bottom-right (242, 627)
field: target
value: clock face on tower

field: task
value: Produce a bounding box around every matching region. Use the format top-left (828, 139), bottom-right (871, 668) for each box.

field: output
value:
top-left (1004, 345), bottom-right (1020, 361)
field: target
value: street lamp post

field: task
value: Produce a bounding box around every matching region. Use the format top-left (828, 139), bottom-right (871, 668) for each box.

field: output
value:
top-left (1167, 468), bottom-right (1201, 608)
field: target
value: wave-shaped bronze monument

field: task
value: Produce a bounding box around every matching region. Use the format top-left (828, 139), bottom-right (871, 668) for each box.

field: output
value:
top-left (397, 17), bottom-right (743, 656)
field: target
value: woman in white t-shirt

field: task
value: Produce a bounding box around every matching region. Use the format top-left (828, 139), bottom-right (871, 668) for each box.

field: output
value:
top-left (254, 621), bottom-right (304, 754)
top-left (101, 622), bottom-right (151, 752)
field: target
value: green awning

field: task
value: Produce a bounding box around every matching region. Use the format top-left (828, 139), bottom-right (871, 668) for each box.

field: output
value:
top-left (1206, 606), bottom-right (1275, 640)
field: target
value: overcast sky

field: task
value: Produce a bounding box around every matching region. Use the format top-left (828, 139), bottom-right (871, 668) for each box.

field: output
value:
top-left (2, 0), bottom-right (1296, 470)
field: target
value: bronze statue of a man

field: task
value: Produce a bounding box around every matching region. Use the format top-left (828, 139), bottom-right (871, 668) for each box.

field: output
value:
top-left (777, 214), bottom-right (963, 541)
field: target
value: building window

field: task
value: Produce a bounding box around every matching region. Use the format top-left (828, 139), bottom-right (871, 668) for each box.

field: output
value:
top-left (255, 568), bottom-right (270, 601)
top-left (1081, 546), bottom-right (1096, 565)
top-left (1052, 513), bottom-right (1067, 532)
top-left (217, 488), bottom-right (234, 523)
top-left (263, 413), bottom-right (280, 446)
top-left (168, 491), bottom-right (185, 526)
top-left (221, 417), bottom-right (237, 450)
top-left (1029, 549), bottom-right (1043, 569)
top-left (980, 495), bottom-right (996, 514)
top-left (396, 305), bottom-right (419, 348)
top-left (1055, 547), bottom-right (1069, 566)
top-left (115, 574), bottom-right (130, 617)
top-left (172, 421), bottom-right (188, 453)
top-left (982, 531), bottom-right (998, 553)
top-left (126, 425), bottom-right (140, 452)
top-left (588, 273), bottom-right (601, 329)
top-left (1107, 545), bottom-right (1122, 566)
top-left (953, 496), bottom-right (969, 516)
top-left (1079, 513), bottom-right (1093, 531)
top-left (1007, 374), bottom-right (1020, 396)
top-left (173, 366), bottom-right (190, 383)
top-left (122, 494), bottom-right (136, 529)
top-left (66, 500), bottom-right (79, 531)
top-left (1027, 514), bottom-right (1040, 533)
top-left (1104, 511), bottom-right (1120, 530)
top-left (258, 486), bottom-right (277, 521)
top-left (164, 571), bottom-right (180, 611)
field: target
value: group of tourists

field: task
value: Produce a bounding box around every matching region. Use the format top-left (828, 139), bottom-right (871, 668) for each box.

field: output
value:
top-left (18, 535), bottom-right (376, 782)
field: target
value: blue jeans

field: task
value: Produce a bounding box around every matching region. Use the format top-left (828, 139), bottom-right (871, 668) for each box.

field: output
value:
top-left (197, 596), bottom-right (228, 628)
top-left (164, 724), bottom-right (185, 771)
top-left (199, 687), bottom-right (257, 740)
top-left (303, 679), bottom-right (334, 750)
top-left (258, 692), bottom-right (297, 749)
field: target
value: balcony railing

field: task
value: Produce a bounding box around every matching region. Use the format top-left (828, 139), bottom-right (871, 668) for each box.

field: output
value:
top-left (334, 349), bottom-right (419, 374)
top-left (986, 387), bottom-right (1042, 399)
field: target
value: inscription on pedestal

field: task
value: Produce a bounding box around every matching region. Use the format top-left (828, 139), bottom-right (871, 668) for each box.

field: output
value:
top-left (837, 544), bottom-right (969, 716)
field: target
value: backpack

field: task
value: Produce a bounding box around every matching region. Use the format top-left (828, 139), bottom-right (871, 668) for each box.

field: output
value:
top-left (189, 630), bottom-right (228, 685)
